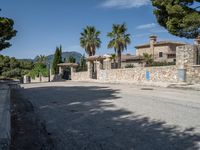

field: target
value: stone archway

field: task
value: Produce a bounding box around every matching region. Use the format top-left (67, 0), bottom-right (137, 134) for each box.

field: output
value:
top-left (87, 56), bottom-right (105, 79)
top-left (57, 63), bottom-right (78, 80)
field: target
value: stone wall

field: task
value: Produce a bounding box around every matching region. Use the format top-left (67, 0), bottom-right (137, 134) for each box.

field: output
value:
top-left (72, 71), bottom-right (90, 81)
top-left (71, 44), bottom-right (200, 84)
top-left (176, 45), bottom-right (200, 83)
top-left (29, 75), bottom-right (57, 83)
top-left (98, 66), bottom-right (178, 83)
top-left (30, 76), bottom-right (49, 83)
top-left (186, 66), bottom-right (200, 83)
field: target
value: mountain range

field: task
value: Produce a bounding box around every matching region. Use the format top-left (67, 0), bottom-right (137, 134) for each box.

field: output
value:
top-left (44, 51), bottom-right (82, 64)
top-left (19, 51), bottom-right (83, 64)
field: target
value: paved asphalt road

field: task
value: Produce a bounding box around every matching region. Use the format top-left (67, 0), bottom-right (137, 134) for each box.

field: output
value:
top-left (12, 81), bottom-right (200, 150)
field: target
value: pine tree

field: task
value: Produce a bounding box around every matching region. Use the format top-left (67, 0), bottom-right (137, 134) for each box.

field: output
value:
top-left (52, 46), bottom-right (62, 75)
top-left (0, 15), bottom-right (17, 51)
top-left (152, 0), bottom-right (200, 39)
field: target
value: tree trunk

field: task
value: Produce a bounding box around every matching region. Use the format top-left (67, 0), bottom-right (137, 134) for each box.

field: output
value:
top-left (117, 50), bottom-right (121, 68)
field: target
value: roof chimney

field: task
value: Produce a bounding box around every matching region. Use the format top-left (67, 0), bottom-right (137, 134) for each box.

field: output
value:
top-left (150, 35), bottom-right (157, 57)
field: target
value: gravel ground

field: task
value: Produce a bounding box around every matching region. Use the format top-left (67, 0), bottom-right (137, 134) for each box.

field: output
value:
top-left (12, 81), bottom-right (200, 150)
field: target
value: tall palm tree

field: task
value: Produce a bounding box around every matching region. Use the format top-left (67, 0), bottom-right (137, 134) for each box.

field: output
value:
top-left (80, 26), bottom-right (101, 56)
top-left (107, 23), bottom-right (131, 68)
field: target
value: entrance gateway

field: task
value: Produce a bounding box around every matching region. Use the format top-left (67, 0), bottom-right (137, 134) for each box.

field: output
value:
top-left (57, 63), bottom-right (78, 80)
top-left (87, 56), bottom-right (106, 79)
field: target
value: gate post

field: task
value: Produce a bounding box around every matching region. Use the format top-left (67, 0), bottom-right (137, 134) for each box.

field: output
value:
top-left (88, 61), bottom-right (93, 79)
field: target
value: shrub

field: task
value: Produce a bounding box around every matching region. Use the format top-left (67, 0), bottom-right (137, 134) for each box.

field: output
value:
top-left (125, 64), bottom-right (135, 68)
top-left (151, 61), bottom-right (175, 67)
top-left (30, 63), bottom-right (48, 78)
top-left (2, 68), bottom-right (21, 78)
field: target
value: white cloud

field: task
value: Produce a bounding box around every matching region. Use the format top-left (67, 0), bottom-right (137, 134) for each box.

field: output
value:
top-left (101, 0), bottom-right (150, 9)
top-left (136, 23), bottom-right (157, 29)
top-left (150, 28), bottom-right (167, 33)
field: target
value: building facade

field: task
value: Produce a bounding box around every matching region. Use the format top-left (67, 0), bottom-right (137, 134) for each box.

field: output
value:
top-left (135, 35), bottom-right (186, 63)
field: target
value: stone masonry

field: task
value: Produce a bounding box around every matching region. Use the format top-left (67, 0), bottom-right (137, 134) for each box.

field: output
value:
top-left (72, 43), bottom-right (200, 84)
top-left (176, 45), bottom-right (200, 83)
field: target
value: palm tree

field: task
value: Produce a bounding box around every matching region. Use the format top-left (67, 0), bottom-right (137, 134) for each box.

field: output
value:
top-left (143, 53), bottom-right (154, 66)
top-left (111, 54), bottom-right (117, 69)
top-left (35, 55), bottom-right (47, 64)
top-left (80, 26), bottom-right (101, 56)
top-left (107, 23), bottom-right (131, 68)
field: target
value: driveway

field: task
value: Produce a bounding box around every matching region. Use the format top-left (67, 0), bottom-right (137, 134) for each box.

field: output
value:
top-left (11, 81), bottom-right (200, 150)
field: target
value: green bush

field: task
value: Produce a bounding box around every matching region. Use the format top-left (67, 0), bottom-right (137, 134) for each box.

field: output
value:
top-left (125, 64), bottom-right (135, 68)
top-left (30, 63), bottom-right (48, 78)
top-left (2, 68), bottom-right (21, 78)
top-left (151, 61), bottom-right (175, 67)
top-left (0, 55), bottom-right (34, 79)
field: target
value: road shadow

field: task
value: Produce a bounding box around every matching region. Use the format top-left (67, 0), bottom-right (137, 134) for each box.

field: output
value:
top-left (12, 85), bottom-right (200, 150)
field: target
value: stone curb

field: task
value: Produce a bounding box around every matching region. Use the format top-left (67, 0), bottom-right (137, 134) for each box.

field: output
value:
top-left (0, 82), bottom-right (19, 150)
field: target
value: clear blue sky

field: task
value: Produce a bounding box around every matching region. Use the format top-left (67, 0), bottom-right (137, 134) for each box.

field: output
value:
top-left (0, 0), bottom-right (193, 59)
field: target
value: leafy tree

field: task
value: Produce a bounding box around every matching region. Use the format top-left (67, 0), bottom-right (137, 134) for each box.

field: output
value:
top-left (19, 60), bottom-right (33, 70)
top-left (52, 46), bottom-right (62, 74)
top-left (152, 0), bottom-right (200, 38)
top-left (2, 68), bottom-right (21, 78)
top-left (35, 55), bottom-right (47, 64)
top-left (66, 56), bottom-right (76, 63)
top-left (143, 53), bottom-right (154, 66)
top-left (9, 57), bottom-right (20, 69)
top-left (107, 23), bottom-right (131, 68)
top-left (0, 15), bottom-right (17, 51)
top-left (0, 55), bottom-right (33, 79)
top-left (80, 26), bottom-right (101, 56)
top-left (78, 54), bottom-right (87, 71)
top-left (29, 63), bottom-right (48, 79)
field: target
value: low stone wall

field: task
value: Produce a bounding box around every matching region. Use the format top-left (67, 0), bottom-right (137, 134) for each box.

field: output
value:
top-left (31, 76), bottom-right (49, 83)
top-left (72, 71), bottom-right (90, 81)
top-left (98, 66), bottom-right (178, 83)
top-left (30, 75), bottom-right (57, 83)
top-left (186, 66), bottom-right (200, 84)
top-left (0, 84), bottom-right (10, 150)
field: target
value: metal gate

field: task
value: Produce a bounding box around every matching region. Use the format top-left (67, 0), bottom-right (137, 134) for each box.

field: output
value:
top-left (197, 46), bottom-right (200, 65)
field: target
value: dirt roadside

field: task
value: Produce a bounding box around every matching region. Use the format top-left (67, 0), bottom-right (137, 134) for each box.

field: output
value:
top-left (10, 89), bottom-right (55, 150)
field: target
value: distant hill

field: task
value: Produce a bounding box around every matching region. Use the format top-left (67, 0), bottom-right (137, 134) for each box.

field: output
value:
top-left (45, 51), bottom-right (82, 64)
top-left (18, 51), bottom-right (83, 65)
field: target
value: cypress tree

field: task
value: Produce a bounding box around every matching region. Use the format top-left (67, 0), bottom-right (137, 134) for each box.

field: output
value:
top-left (52, 46), bottom-right (62, 75)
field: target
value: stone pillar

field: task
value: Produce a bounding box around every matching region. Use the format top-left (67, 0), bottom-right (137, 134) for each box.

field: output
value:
top-left (70, 67), bottom-right (76, 73)
top-left (70, 67), bottom-right (76, 80)
top-left (194, 36), bottom-right (200, 45)
top-left (150, 35), bottom-right (157, 58)
top-left (176, 45), bottom-right (197, 82)
top-left (88, 61), bottom-right (93, 79)
top-left (59, 66), bottom-right (62, 75)
top-left (23, 75), bottom-right (30, 84)
top-left (176, 45), bottom-right (196, 68)
top-left (96, 61), bottom-right (104, 80)
top-left (99, 60), bottom-right (103, 69)
top-left (104, 59), bottom-right (111, 70)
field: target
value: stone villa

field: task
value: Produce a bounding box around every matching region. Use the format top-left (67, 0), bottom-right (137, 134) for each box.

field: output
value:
top-left (135, 35), bottom-right (186, 63)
